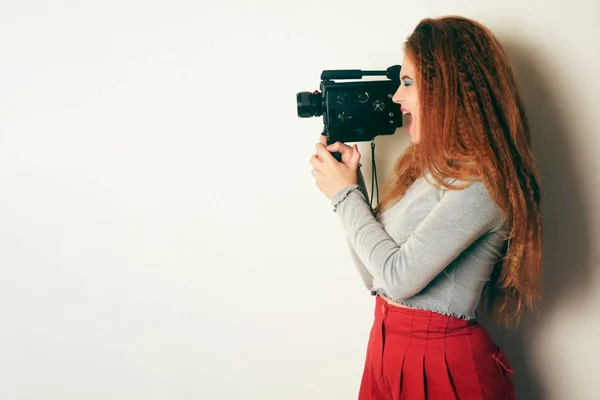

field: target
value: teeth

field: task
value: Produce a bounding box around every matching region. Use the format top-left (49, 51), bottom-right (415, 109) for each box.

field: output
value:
top-left (402, 110), bottom-right (410, 115)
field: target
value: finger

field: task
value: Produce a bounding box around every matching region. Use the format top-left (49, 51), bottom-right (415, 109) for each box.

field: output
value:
top-left (319, 135), bottom-right (327, 146)
top-left (327, 142), bottom-right (352, 156)
top-left (309, 153), bottom-right (323, 169)
top-left (350, 144), bottom-right (361, 168)
top-left (315, 143), bottom-right (336, 163)
top-left (325, 142), bottom-right (341, 151)
top-left (311, 167), bottom-right (324, 180)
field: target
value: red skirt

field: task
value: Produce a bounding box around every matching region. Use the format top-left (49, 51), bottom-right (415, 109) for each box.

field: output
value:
top-left (358, 295), bottom-right (515, 400)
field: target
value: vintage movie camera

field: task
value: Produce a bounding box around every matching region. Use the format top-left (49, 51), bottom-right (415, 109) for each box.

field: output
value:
top-left (296, 65), bottom-right (402, 161)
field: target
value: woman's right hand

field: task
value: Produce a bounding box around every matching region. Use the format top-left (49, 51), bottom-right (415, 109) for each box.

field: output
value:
top-left (318, 136), bottom-right (357, 166)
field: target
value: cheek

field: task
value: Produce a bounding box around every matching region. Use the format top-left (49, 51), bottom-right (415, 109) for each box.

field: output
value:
top-left (407, 91), bottom-right (418, 110)
top-left (410, 94), bottom-right (419, 123)
top-left (408, 95), bottom-right (416, 111)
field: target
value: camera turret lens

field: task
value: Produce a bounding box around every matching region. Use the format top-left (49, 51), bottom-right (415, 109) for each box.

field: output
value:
top-left (297, 91), bottom-right (323, 118)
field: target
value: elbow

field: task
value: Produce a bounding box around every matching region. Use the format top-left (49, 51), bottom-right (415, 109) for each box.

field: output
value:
top-left (378, 273), bottom-right (422, 302)
top-left (377, 254), bottom-right (424, 301)
top-left (381, 284), bottom-right (420, 302)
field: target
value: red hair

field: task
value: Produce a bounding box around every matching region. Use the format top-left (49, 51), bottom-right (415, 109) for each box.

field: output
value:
top-left (374, 16), bottom-right (543, 328)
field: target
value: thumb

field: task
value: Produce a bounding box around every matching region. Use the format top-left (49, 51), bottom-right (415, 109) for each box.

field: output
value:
top-left (326, 142), bottom-right (339, 152)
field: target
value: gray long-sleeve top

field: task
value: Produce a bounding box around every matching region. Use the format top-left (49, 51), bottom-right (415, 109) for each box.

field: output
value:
top-left (331, 170), bottom-right (509, 320)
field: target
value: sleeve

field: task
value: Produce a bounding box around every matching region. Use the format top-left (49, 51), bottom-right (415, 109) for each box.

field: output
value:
top-left (330, 180), bottom-right (505, 301)
top-left (346, 238), bottom-right (375, 292)
top-left (338, 166), bottom-right (375, 292)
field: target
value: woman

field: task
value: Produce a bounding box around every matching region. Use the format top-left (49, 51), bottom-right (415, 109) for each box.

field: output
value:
top-left (309, 15), bottom-right (542, 400)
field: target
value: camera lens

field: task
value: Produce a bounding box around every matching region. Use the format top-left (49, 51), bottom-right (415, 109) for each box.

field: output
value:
top-left (297, 91), bottom-right (323, 118)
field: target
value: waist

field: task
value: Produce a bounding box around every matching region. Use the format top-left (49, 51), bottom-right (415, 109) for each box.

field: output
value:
top-left (371, 287), bottom-right (480, 322)
top-left (374, 295), bottom-right (482, 338)
top-left (379, 293), bottom-right (415, 308)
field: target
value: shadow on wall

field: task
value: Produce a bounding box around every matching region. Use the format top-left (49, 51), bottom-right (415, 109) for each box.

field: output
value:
top-left (477, 38), bottom-right (593, 399)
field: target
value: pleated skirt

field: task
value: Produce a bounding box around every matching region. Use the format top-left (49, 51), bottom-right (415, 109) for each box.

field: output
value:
top-left (358, 295), bottom-right (515, 400)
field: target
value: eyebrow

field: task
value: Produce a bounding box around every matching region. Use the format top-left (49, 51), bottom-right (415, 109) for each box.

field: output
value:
top-left (401, 75), bottom-right (414, 80)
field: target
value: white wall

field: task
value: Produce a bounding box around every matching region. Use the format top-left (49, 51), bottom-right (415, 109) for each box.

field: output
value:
top-left (1, 1), bottom-right (598, 399)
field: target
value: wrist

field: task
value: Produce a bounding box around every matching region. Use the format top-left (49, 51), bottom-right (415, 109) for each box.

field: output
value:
top-left (331, 184), bottom-right (361, 213)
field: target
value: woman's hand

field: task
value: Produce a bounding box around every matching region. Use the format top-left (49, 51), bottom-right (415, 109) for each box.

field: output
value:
top-left (310, 139), bottom-right (361, 199)
top-left (319, 136), bottom-right (355, 165)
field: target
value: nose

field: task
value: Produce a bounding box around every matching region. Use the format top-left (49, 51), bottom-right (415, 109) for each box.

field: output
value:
top-left (392, 85), bottom-right (404, 104)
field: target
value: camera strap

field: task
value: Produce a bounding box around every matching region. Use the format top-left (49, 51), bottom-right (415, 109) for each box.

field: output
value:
top-left (369, 139), bottom-right (379, 209)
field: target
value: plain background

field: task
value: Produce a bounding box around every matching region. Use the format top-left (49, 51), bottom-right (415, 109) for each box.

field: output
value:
top-left (1, 0), bottom-right (599, 399)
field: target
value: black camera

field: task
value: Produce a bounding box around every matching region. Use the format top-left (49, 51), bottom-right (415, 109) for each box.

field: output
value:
top-left (296, 65), bottom-right (403, 150)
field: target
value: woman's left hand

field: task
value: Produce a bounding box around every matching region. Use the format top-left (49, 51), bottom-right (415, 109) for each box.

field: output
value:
top-left (309, 142), bottom-right (361, 199)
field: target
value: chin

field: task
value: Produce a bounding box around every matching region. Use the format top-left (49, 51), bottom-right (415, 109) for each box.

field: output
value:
top-left (408, 127), bottom-right (420, 144)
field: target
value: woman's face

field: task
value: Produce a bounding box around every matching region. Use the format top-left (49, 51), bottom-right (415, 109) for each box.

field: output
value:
top-left (392, 55), bottom-right (420, 143)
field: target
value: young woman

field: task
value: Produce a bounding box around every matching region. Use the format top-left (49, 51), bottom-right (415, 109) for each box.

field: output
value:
top-left (309, 15), bottom-right (543, 400)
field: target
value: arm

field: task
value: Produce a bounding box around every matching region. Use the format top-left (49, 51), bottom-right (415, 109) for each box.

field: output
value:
top-left (346, 165), bottom-right (375, 291)
top-left (331, 180), bottom-right (505, 301)
top-left (356, 165), bottom-right (371, 209)
top-left (346, 238), bottom-right (375, 291)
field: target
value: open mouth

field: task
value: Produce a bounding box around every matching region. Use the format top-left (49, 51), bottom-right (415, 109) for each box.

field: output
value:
top-left (401, 108), bottom-right (413, 133)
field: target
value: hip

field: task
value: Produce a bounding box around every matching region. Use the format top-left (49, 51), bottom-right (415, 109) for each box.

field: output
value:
top-left (362, 295), bottom-right (515, 399)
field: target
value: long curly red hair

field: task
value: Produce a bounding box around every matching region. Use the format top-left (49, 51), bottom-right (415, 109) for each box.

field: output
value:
top-left (373, 16), bottom-right (543, 328)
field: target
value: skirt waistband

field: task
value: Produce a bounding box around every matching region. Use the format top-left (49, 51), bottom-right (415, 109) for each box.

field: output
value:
top-left (374, 295), bottom-right (480, 338)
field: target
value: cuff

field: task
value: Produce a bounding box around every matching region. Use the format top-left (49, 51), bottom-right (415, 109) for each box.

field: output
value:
top-left (331, 184), bottom-right (361, 213)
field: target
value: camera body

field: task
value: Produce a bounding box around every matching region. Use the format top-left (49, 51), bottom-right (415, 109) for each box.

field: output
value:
top-left (297, 65), bottom-right (403, 144)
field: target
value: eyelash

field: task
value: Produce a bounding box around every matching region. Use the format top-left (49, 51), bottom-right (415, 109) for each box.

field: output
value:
top-left (402, 79), bottom-right (414, 87)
